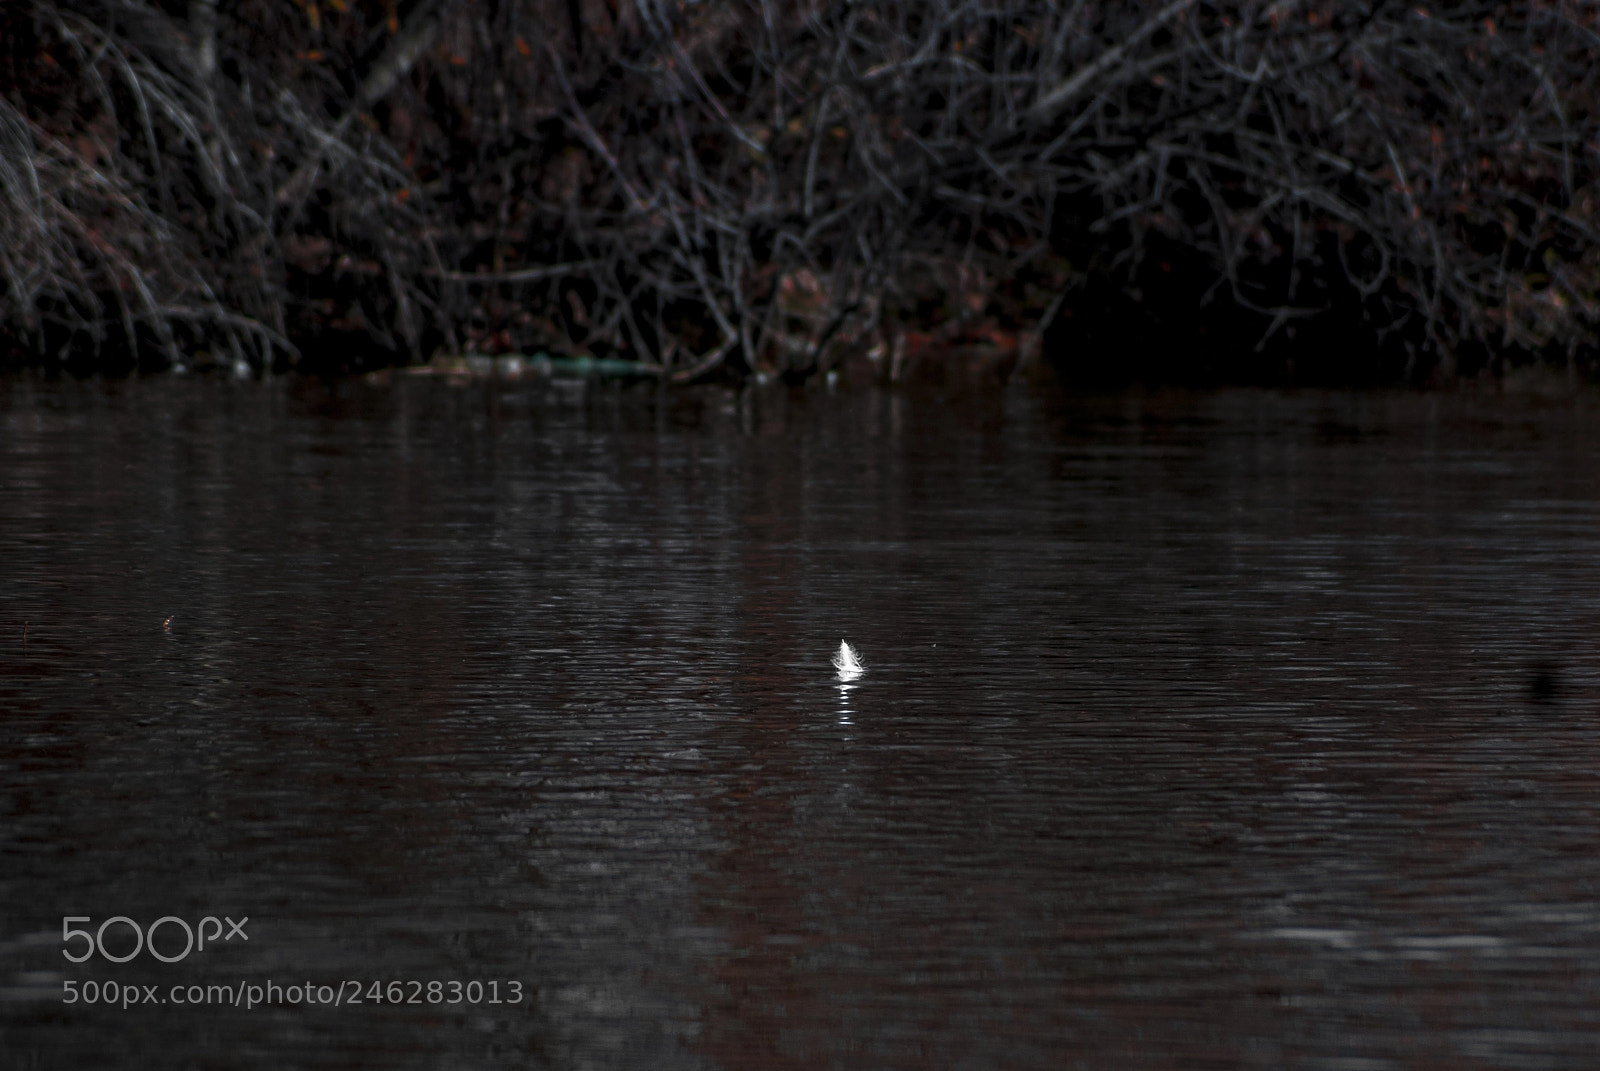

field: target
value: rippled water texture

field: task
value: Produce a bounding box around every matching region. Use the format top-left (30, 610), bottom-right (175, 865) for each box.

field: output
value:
top-left (4, 375), bottom-right (1600, 1068)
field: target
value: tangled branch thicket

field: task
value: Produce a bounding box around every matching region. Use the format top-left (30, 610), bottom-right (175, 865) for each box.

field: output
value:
top-left (1, 0), bottom-right (1596, 382)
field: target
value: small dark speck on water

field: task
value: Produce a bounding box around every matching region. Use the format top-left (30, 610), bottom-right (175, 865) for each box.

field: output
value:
top-left (1529, 662), bottom-right (1560, 705)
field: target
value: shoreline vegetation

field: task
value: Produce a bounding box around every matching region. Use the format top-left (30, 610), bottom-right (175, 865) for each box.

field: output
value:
top-left (1, 1), bottom-right (1596, 386)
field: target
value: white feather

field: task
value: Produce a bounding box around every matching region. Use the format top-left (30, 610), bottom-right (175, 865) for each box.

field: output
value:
top-left (833, 639), bottom-right (866, 681)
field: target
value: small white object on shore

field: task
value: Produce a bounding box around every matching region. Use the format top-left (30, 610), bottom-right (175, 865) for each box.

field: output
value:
top-left (833, 640), bottom-right (866, 682)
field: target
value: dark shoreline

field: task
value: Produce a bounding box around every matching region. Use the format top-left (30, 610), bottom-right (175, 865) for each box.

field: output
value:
top-left (3, 2), bottom-right (1596, 384)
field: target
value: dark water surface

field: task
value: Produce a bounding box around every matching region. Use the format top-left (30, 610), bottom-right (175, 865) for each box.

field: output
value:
top-left (4, 374), bottom-right (1600, 1069)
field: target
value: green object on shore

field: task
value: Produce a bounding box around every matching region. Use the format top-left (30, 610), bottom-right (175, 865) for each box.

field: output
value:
top-left (411, 352), bottom-right (662, 379)
top-left (533, 354), bottom-right (661, 378)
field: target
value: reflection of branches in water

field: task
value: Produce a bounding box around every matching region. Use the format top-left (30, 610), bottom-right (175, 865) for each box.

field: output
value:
top-left (0, 1), bottom-right (1595, 377)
